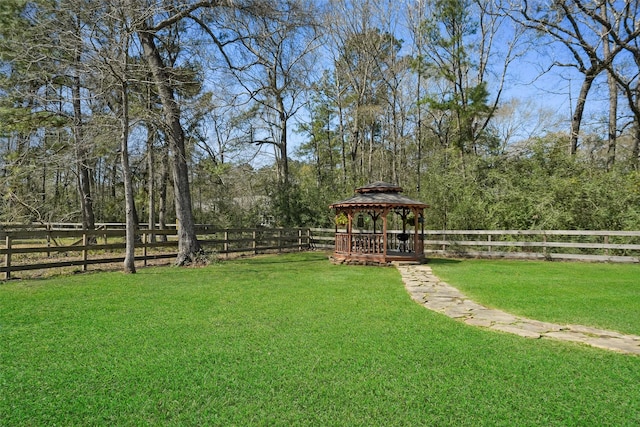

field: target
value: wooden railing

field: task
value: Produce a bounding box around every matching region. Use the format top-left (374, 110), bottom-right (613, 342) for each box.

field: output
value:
top-left (1, 226), bottom-right (311, 280)
top-left (334, 233), bottom-right (385, 254)
top-left (309, 228), bottom-right (640, 263)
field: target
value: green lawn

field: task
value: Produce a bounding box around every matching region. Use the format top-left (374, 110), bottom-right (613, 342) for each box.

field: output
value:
top-left (1, 252), bottom-right (639, 425)
top-left (430, 258), bottom-right (640, 336)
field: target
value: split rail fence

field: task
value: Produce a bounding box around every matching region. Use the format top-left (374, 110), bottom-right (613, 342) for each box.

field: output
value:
top-left (309, 228), bottom-right (640, 263)
top-left (3, 225), bottom-right (640, 279)
top-left (1, 224), bottom-right (311, 279)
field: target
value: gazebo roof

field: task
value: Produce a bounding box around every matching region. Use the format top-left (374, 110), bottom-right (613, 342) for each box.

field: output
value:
top-left (329, 181), bottom-right (428, 209)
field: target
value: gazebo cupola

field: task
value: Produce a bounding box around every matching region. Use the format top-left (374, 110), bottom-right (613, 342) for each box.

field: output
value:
top-left (329, 182), bottom-right (428, 265)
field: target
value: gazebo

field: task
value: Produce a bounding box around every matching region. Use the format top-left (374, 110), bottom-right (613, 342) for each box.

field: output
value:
top-left (329, 182), bottom-right (428, 265)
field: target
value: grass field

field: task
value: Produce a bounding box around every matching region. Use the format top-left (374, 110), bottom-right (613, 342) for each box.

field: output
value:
top-left (430, 258), bottom-right (640, 336)
top-left (1, 252), bottom-right (639, 425)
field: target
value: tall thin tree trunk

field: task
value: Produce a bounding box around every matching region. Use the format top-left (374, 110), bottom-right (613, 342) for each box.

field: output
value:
top-left (368, 124), bottom-right (374, 181)
top-left (158, 146), bottom-right (169, 242)
top-left (338, 102), bottom-right (348, 189)
top-left (634, 87), bottom-right (640, 170)
top-left (606, 73), bottom-right (617, 170)
top-left (570, 73), bottom-right (596, 155)
top-left (72, 73), bottom-right (95, 231)
top-left (602, 4), bottom-right (617, 171)
top-left (147, 126), bottom-right (156, 242)
top-left (120, 79), bottom-right (136, 273)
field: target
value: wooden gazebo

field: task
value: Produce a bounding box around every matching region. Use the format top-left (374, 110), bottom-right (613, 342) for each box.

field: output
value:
top-left (329, 182), bottom-right (428, 265)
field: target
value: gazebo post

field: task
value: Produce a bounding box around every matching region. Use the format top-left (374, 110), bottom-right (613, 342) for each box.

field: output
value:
top-left (382, 208), bottom-right (389, 259)
top-left (347, 210), bottom-right (353, 256)
top-left (413, 208), bottom-right (419, 256)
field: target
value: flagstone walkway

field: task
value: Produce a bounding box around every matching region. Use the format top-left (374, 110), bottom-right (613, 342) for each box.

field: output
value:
top-left (395, 264), bottom-right (640, 356)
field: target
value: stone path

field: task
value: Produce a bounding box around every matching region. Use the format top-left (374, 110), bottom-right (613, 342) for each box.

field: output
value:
top-left (395, 264), bottom-right (640, 356)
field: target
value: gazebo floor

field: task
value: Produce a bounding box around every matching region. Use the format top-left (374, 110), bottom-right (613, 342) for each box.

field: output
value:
top-left (331, 251), bottom-right (425, 266)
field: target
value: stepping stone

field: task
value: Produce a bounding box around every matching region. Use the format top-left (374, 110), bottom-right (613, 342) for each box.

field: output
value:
top-left (516, 321), bottom-right (562, 334)
top-left (543, 331), bottom-right (592, 344)
top-left (472, 309), bottom-right (518, 324)
top-left (566, 324), bottom-right (639, 340)
top-left (491, 324), bottom-right (542, 339)
top-left (465, 317), bottom-right (493, 327)
top-left (445, 305), bottom-right (471, 318)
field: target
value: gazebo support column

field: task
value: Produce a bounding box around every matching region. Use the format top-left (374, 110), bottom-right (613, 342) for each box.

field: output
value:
top-left (382, 208), bottom-right (389, 260)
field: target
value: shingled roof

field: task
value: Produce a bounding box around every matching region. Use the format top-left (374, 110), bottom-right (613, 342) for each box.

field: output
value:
top-left (329, 182), bottom-right (428, 209)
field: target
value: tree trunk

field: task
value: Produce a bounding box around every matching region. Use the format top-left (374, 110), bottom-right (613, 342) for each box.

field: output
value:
top-left (138, 29), bottom-right (202, 265)
top-left (120, 80), bottom-right (136, 274)
top-left (147, 125), bottom-right (156, 243)
top-left (602, 5), bottom-right (617, 171)
top-left (158, 147), bottom-right (169, 243)
top-left (570, 73), bottom-right (596, 155)
top-left (72, 74), bottom-right (95, 231)
top-left (338, 100), bottom-right (348, 189)
top-left (634, 83), bottom-right (640, 171)
top-left (605, 71), bottom-right (617, 170)
top-left (274, 95), bottom-right (292, 225)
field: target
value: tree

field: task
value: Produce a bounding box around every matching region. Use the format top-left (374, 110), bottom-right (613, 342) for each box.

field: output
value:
top-left (91, 1), bottom-right (139, 272)
top-left (509, 0), bottom-right (640, 155)
top-left (209, 0), bottom-right (320, 225)
top-left (416, 0), bottom-right (522, 156)
top-left (135, 2), bottom-right (207, 265)
top-left (577, 0), bottom-right (640, 169)
top-left (0, 0), bottom-right (98, 227)
top-left (327, 0), bottom-right (404, 184)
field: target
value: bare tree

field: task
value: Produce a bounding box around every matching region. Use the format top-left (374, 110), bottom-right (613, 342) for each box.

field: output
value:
top-left (73, 1), bottom-right (142, 272)
top-left (577, 0), bottom-right (640, 169)
top-left (325, 0), bottom-right (403, 183)
top-left (205, 0), bottom-right (320, 225)
top-left (508, 0), bottom-right (640, 155)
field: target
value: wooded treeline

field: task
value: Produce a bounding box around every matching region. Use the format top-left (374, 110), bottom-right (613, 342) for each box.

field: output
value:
top-left (2, 0), bottom-right (640, 266)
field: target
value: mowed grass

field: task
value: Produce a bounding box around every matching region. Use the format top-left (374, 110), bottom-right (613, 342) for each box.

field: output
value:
top-left (430, 258), bottom-right (640, 336)
top-left (1, 252), bottom-right (639, 425)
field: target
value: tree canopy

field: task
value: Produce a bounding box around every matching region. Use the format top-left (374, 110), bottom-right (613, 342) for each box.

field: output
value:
top-left (1, 0), bottom-right (640, 242)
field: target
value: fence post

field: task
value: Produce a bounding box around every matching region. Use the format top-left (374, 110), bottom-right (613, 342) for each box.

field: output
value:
top-left (488, 234), bottom-right (492, 254)
top-left (46, 224), bottom-right (51, 258)
top-left (4, 234), bottom-right (11, 280)
top-left (298, 229), bottom-right (303, 251)
top-left (82, 232), bottom-right (88, 272)
top-left (143, 232), bottom-right (148, 267)
top-left (253, 230), bottom-right (257, 255)
top-left (604, 235), bottom-right (609, 256)
top-left (224, 231), bottom-right (229, 257)
top-left (278, 229), bottom-right (283, 253)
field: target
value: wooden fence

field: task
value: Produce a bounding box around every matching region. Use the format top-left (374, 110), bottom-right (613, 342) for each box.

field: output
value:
top-left (1, 225), bottom-right (311, 280)
top-left (309, 228), bottom-right (640, 263)
top-left (4, 226), bottom-right (639, 279)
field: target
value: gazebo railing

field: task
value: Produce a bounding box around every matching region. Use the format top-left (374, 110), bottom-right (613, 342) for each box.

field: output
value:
top-left (352, 233), bottom-right (385, 254)
top-left (335, 233), bottom-right (351, 253)
top-left (335, 232), bottom-right (423, 256)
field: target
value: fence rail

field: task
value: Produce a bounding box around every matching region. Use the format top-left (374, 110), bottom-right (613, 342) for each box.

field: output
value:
top-left (1, 225), bottom-right (311, 280)
top-left (309, 228), bottom-right (640, 263)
